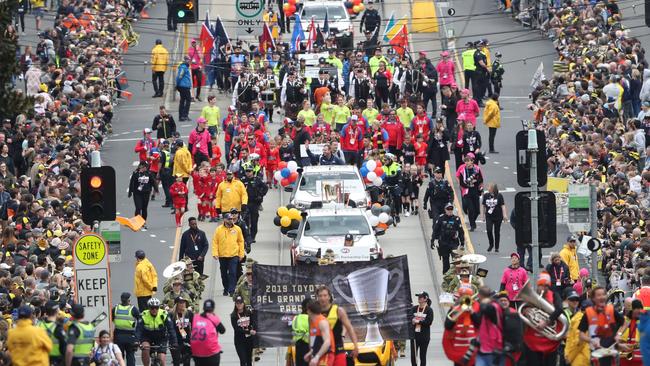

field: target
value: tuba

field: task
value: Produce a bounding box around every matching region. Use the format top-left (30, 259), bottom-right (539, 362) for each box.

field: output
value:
top-left (514, 281), bottom-right (569, 341)
top-left (446, 294), bottom-right (476, 322)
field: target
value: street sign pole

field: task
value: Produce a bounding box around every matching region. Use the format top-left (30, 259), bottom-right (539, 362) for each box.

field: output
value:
top-left (528, 128), bottom-right (540, 288)
top-left (590, 184), bottom-right (598, 278)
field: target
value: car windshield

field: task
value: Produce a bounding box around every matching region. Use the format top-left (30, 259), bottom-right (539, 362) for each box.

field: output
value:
top-left (302, 5), bottom-right (346, 20)
top-left (303, 215), bottom-right (371, 236)
top-left (298, 171), bottom-right (362, 195)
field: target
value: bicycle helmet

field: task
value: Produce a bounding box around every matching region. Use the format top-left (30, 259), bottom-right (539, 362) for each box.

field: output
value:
top-left (147, 298), bottom-right (161, 308)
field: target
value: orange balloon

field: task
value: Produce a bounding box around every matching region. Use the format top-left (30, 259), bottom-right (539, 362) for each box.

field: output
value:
top-left (377, 223), bottom-right (388, 229)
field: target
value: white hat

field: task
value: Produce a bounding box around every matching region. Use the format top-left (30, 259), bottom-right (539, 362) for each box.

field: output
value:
top-left (62, 267), bottom-right (74, 278)
top-left (143, 128), bottom-right (152, 134)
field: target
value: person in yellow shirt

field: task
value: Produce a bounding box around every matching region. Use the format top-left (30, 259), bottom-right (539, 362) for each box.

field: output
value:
top-left (172, 141), bottom-right (192, 181)
top-left (332, 95), bottom-right (351, 131)
top-left (212, 212), bottom-right (245, 295)
top-left (559, 236), bottom-right (580, 282)
top-left (150, 39), bottom-right (169, 98)
top-left (297, 101), bottom-right (316, 127)
top-left (395, 99), bottom-right (414, 129)
top-left (31, 0), bottom-right (45, 31)
top-left (482, 94), bottom-right (501, 153)
top-left (200, 95), bottom-right (221, 136)
top-left (362, 98), bottom-right (379, 124)
top-left (134, 250), bottom-right (158, 310)
top-left (215, 170), bottom-right (248, 214)
top-left (319, 94), bottom-right (335, 126)
top-left (7, 306), bottom-right (52, 366)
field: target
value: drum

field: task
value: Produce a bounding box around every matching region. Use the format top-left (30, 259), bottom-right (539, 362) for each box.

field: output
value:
top-left (591, 347), bottom-right (620, 366)
top-left (261, 91), bottom-right (274, 106)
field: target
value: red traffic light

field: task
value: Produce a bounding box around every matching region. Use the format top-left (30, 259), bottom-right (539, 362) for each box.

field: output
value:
top-left (90, 176), bottom-right (103, 189)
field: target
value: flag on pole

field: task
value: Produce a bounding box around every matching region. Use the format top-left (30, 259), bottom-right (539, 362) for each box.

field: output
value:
top-left (315, 25), bottom-right (325, 47)
top-left (259, 22), bottom-right (276, 54)
top-left (386, 16), bottom-right (407, 41)
top-left (323, 11), bottom-right (330, 38)
top-left (213, 16), bottom-right (230, 48)
top-left (382, 12), bottom-right (395, 42)
top-left (306, 16), bottom-right (317, 52)
top-left (199, 11), bottom-right (215, 66)
top-left (291, 14), bottom-right (305, 53)
top-left (389, 24), bottom-right (409, 56)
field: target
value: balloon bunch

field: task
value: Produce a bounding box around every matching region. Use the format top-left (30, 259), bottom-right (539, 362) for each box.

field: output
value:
top-left (365, 204), bottom-right (393, 230)
top-left (282, 0), bottom-right (299, 17)
top-left (343, 0), bottom-right (365, 15)
top-left (359, 159), bottom-right (385, 186)
top-left (273, 205), bottom-right (303, 235)
top-left (273, 160), bottom-right (299, 187)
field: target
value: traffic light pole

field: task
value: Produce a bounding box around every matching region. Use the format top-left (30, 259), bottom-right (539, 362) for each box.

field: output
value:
top-left (528, 128), bottom-right (540, 288)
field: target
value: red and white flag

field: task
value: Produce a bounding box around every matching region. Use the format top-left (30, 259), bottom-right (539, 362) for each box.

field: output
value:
top-left (259, 22), bottom-right (275, 55)
top-left (389, 24), bottom-right (409, 56)
top-left (306, 16), bottom-right (317, 52)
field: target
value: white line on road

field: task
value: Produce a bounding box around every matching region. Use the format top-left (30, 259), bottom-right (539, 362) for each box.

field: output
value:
top-left (503, 166), bottom-right (510, 169)
top-left (493, 161), bottom-right (500, 164)
top-left (117, 104), bottom-right (154, 110)
top-left (499, 96), bottom-right (530, 99)
top-left (168, 246), bottom-right (174, 249)
top-left (108, 135), bottom-right (189, 142)
top-left (149, 234), bottom-right (156, 238)
top-left (160, 240), bottom-right (166, 243)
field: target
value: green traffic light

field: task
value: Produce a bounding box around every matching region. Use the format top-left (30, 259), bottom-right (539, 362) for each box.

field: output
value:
top-left (177, 9), bottom-right (186, 17)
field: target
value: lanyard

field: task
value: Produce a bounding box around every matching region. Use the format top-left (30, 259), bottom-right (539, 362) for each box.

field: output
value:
top-left (553, 266), bottom-right (563, 281)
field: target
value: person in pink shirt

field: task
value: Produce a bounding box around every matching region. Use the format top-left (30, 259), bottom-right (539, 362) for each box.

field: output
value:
top-left (500, 253), bottom-right (528, 308)
top-left (436, 51), bottom-right (456, 99)
top-left (188, 118), bottom-right (213, 166)
top-left (455, 89), bottom-right (480, 126)
top-left (187, 39), bottom-right (203, 101)
top-left (191, 299), bottom-right (225, 366)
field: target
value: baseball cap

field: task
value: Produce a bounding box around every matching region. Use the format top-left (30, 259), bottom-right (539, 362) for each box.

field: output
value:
top-left (567, 235), bottom-right (577, 242)
top-left (510, 252), bottom-right (520, 259)
top-left (175, 296), bottom-right (188, 304)
top-left (143, 128), bottom-right (152, 134)
top-left (203, 299), bottom-right (215, 312)
top-left (416, 291), bottom-right (429, 299)
top-left (234, 295), bottom-right (244, 303)
top-left (120, 292), bottom-right (131, 301)
top-left (70, 303), bottom-right (85, 318)
top-left (566, 291), bottom-right (580, 301)
top-left (345, 234), bottom-right (353, 241)
top-left (135, 250), bottom-right (146, 259)
top-left (445, 202), bottom-right (454, 209)
top-left (434, 167), bottom-right (443, 173)
top-left (17, 305), bottom-right (33, 319)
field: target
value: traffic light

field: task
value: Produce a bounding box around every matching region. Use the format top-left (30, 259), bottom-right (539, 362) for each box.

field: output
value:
top-left (81, 167), bottom-right (116, 225)
top-left (515, 130), bottom-right (547, 187)
top-left (514, 191), bottom-right (557, 248)
top-left (173, 0), bottom-right (198, 24)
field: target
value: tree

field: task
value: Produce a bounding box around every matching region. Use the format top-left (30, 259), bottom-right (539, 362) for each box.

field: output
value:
top-left (0, 0), bottom-right (33, 120)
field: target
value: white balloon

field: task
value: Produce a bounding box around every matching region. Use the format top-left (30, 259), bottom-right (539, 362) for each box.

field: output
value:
top-left (378, 212), bottom-right (390, 224)
top-left (274, 171), bottom-right (284, 182)
top-left (373, 177), bottom-right (383, 186)
top-left (368, 215), bottom-right (380, 227)
top-left (365, 209), bottom-right (374, 218)
top-left (287, 161), bottom-right (298, 172)
top-left (367, 172), bottom-right (377, 181)
top-left (366, 160), bottom-right (377, 171)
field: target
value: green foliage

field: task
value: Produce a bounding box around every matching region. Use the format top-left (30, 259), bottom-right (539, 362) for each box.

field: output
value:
top-left (0, 0), bottom-right (33, 120)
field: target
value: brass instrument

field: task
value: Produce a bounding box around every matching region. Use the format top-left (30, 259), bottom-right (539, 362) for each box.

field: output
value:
top-left (619, 342), bottom-right (638, 360)
top-left (514, 281), bottom-right (568, 341)
top-left (446, 295), bottom-right (475, 322)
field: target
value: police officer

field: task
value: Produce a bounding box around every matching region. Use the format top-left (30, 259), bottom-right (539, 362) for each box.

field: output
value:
top-left (382, 153), bottom-right (403, 223)
top-left (360, 0), bottom-right (381, 34)
top-left (112, 292), bottom-right (140, 366)
top-left (473, 40), bottom-right (489, 106)
top-left (136, 298), bottom-right (178, 366)
top-left (39, 300), bottom-right (66, 366)
top-left (65, 304), bottom-right (96, 366)
top-left (432, 203), bottom-right (464, 274)
top-left (240, 166), bottom-right (268, 244)
top-left (491, 52), bottom-right (505, 97)
top-left (461, 42), bottom-right (476, 91)
top-left (422, 167), bottom-right (454, 225)
top-left (230, 208), bottom-right (252, 255)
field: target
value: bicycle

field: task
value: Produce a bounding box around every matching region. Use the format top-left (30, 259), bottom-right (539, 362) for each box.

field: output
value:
top-left (141, 344), bottom-right (171, 366)
top-left (382, 184), bottom-right (400, 227)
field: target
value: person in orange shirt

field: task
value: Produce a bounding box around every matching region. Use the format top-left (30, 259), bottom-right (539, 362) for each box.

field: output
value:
top-left (305, 300), bottom-right (335, 366)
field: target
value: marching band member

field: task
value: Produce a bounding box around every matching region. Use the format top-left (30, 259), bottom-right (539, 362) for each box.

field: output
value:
top-left (578, 286), bottom-right (625, 366)
top-left (232, 73), bottom-right (257, 115)
top-left (633, 275), bottom-right (650, 310)
top-left (259, 66), bottom-right (279, 123)
top-left (281, 72), bottom-right (308, 120)
top-left (617, 299), bottom-right (643, 366)
top-left (522, 272), bottom-right (564, 366)
top-left (443, 285), bottom-right (478, 366)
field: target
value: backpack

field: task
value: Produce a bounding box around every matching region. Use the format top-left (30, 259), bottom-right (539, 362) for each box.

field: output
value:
top-left (501, 307), bottom-right (524, 353)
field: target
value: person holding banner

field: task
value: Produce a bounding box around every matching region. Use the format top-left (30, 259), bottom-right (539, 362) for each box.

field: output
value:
top-left (316, 286), bottom-right (359, 366)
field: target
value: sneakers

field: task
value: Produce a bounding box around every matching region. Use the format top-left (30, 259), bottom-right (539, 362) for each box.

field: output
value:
top-left (141, 225), bottom-right (148, 232)
top-left (404, 210), bottom-right (411, 217)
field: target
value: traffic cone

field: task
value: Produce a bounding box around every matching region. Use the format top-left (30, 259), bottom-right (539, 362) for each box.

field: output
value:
top-left (140, 9), bottom-right (150, 18)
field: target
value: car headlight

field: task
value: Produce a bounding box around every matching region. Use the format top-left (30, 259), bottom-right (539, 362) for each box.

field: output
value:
top-left (299, 248), bottom-right (318, 257)
top-left (357, 200), bottom-right (367, 208)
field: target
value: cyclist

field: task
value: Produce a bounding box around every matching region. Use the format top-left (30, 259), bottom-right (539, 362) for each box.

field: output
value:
top-left (381, 153), bottom-right (403, 223)
top-left (135, 298), bottom-right (178, 366)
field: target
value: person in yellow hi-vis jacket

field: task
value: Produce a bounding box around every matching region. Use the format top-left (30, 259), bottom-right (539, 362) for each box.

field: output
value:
top-left (212, 212), bottom-right (245, 296)
top-left (150, 39), bottom-right (169, 98)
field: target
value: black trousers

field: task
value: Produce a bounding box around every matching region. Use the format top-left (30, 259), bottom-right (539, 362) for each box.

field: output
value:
top-left (161, 171), bottom-right (173, 205)
top-left (133, 193), bottom-right (150, 221)
top-left (191, 68), bottom-right (202, 99)
top-left (166, 2), bottom-right (176, 30)
top-left (152, 71), bottom-right (165, 96)
top-left (171, 344), bottom-right (191, 366)
top-left (234, 335), bottom-right (254, 366)
top-left (194, 151), bottom-right (209, 166)
top-left (193, 354), bottom-right (220, 366)
top-left (438, 246), bottom-right (452, 274)
top-left (178, 87), bottom-right (191, 119)
top-left (15, 12), bottom-right (25, 32)
top-left (137, 296), bottom-right (151, 312)
top-left (488, 127), bottom-right (497, 152)
top-left (422, 92), bottom-right (437, 118)
top-left (193, 259), bottom-right (205, 275)
top-left (115, 342), bottom-right (136, 366)
top-left (410, 337), bottom-right (430, 366)
top-left (524, 347), bottom-right (558, 366)
top-left (462, 193), bottom-right (480, 228)
top-left (463, 69), bottom-right (474, 90)
top-left (247, 205), bottom-right (260, 241)
top-left (486, 217), bottom-right (502, 251)
top-left (343, 150), bottom-right (358, 166)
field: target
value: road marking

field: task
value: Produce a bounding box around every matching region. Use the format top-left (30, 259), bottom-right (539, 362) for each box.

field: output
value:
top-left (483, 187), bottom-right (516, 194)
top-left (108, 135), bottom-right (190, 143)
top-left (160, 240), bottom-right (166, 243)
top-left (149, 234), bottom-right (156, 238)
top-left (513, 172), bottom-right (517, 175)
top-left (499, 96), bottom-right (530, 99)
top-left (445, 161), bottom-right (475, 254)
top-left (132, 161), bottom-right (139, 166)
top-left (503, 166), bottom-right (510, 169)
top-left (169, 246), bottom-right (174, 249)
top-left (493, 161), bottom-right (500, 165)
top-left (118, 104), bottom-right (154, 110)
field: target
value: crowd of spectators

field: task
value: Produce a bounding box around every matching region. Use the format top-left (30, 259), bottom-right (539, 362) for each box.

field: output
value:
top-left (525, 0), bottom-right (649, 295)
top-left (0, 0), bottom-right (135, 350)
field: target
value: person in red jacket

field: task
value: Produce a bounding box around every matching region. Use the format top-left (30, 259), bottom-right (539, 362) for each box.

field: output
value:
top-left (266, 140), bottom-right (280, 188)
top-left (380, 110), bottom-right (405, 158)
top-left (134, 128), bottom-right (157, 162)
top-left (340, 116), bottom-right (364, 166)
top-left (191, 163), bottom-right (210, 221)
top-left (411, 104), bottom-right (433, 141)
top-left (170, 173), bottom-right (189, 227)
top-left (414, 134), bottom-right (428, 171)
top-left (147, 148), bottom-right (161, 201)
top-left (207, 164), bottom-right (227, 221)
top-left (210, 135), bottom-right (222, 167)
